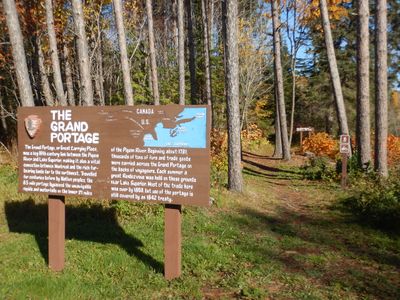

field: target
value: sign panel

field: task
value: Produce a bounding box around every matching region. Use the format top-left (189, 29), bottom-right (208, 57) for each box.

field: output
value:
top-left (296, 127), bottom-right (314, 132)
top-left (339, 134), bottom-right (351, 154)
top-left (340, 134), bottom-right (350, 144)
top-left (18, 105), bottom-right (211, 206)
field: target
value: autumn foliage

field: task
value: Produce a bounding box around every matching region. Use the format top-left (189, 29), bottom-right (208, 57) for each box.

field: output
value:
top-left (388, 134), bottom-right (400, 166)
top-left (302, 132), bottom-right (338, 158)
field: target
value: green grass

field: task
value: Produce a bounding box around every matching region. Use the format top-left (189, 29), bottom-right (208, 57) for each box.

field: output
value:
top-left (0, 155), bottom-right (399, 299)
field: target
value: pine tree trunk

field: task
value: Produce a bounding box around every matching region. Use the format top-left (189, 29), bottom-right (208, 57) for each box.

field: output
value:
top-left (63, 44), bottom-right (75, 106)
top-left (71, 0), bottom-right (94, 106)
top-left (273, 96), bottom-right (283, 158)
top-left (96, 34), bottom-right (105, 106)
top-left (185, 0), bottom-right (196, 104)
top-left (209, 0), bottom-right (214, 48)
top-left (223, 0), bottom-right (243, 192)
top-left (178, 0), bottom-right (186, 105)
top-left (37, 38), bottom-right (55, 106)
top-left (356, 0), bottom-right (371, 169)
top-left (319, 0), bottom-right (349, 135)
top-left (375, 0), bottom-right (388, 177)
top-left (113, 0), bottom-right (134, 106)
top-left (0, 90), bottom-right (7, 132)
top-left (272, 0), bottom-right (291, 160)
top-left (202, 0), bottom-right (212, 107)
top-left (146, 0), bottom-right (160, 105)
top-left (2, 0), bottom-right (35, 107)
top-left (45, 0), bottom-right (67, 106)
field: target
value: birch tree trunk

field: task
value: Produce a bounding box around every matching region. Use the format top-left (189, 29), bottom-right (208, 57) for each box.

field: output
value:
top-left (202, 0), bottom-right (212, 107)
top-left (356, 0), bottom-right (371, 169)
top-left (37, 38), bottom-right (55, 106)
top-left (374, 0), bottom-right (388, 177)
top-left (272, 0), bottom-right (291, 160)
top-left (178, 0), bottom-right (186, 105)
top-left (223, 0), bottom-right (243, 192)
top-left (2, 0), bottom-right (35, 107)
top-left (63, 44), bottom-right (75, 106)
top-left (146, 0), bottom-right (160, 105)
top-left (113, 0), bottom-right (134, 106)
top-left (71, 0), bottom-right (94, 106)
top-left (319, 0), bottom-right (349, 135)
top-left (45, 0), bottom-right (67, 106)
top-left (186, 0), bottom-right (197, 104)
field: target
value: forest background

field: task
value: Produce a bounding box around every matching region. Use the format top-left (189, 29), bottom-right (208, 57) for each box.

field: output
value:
top-left (0, 0), bottom-right (399, 147)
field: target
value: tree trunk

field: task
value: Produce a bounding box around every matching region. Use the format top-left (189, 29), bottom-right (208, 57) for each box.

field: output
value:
top-left (202, 0), bottom-right (212, 107)
top-left (71, 0), bottom-right (94, 106)
top-left (2, 0), bottom-right (35, 107)
top-left (37, 38), bottom-right (55, 106)
top-left (96, 34), bottom-right (105, 106)
top-left (45, 0), bottom-right (67, 106)
top-left (63, 44), bottom-right (76, 106)
top-left (178, 0), bottom-right (185, 105)
top-left (113, 0), bottom-right (134, 106)
top-left (273, 96), bottom-right (283, 158)
top-left (146, 0), bottom-right (160, 105)
top-left (209, 0), bottom-right (214, 48)
top-left (223, 0), bottom-right (243, 192)
top-left (272, 0), bottom-right (291, 160)
top-left (319, 0), bottom-right (349, 135)
top-left (375, 0), bottom-right (388, 177)
top-left (356, 0), bottom-right (371, 169)
top-left (0, 89), bottom-right (8, 132)
top-left (186, 0), bottom-right (197, 104)
top-left (172, 0), bottom-right (179, 58)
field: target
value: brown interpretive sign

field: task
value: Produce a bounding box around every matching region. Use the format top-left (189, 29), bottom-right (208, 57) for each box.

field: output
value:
top-left (18, 105), bottom-right (211, 207)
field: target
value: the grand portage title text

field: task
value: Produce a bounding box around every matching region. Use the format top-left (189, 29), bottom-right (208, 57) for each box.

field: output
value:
top-left (50, 110), bottom-right (99, 144)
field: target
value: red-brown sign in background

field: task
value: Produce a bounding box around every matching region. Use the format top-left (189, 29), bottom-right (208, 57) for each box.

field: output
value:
top-left (18, 105), bottom-right (210, 206)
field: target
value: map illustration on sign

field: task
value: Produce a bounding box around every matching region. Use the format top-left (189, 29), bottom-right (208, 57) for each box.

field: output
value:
top-left (143, 107), bottom-right (207, 148)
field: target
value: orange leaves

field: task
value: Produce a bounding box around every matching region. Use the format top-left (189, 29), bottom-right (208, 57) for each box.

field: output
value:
top-left (388, 135), bottom-right (400, 166)
top-left (302, 132), bottom-right (338, 158)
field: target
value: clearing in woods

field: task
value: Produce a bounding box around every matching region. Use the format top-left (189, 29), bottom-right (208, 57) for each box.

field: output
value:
top-left (0, 148), bottom-right (399, 299)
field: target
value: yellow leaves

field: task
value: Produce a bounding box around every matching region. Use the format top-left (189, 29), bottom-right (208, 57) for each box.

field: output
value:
top-left (392, 91), bottom-right (400, 109)
top-left (254, 98), bottom-right (272, 119)
top-left (300, 0), bottom-right (349, 27)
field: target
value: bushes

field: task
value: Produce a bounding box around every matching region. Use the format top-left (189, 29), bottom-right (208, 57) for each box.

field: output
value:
top-left (388, 134), bottom-right (400, 166)
top-left (342, 168), bottom-right (400, 230)
top-left (301, 157), bottom-right (338, 181)
top-left (210, 129), bottom-right (228, 187)
top-left (241, 123), bottom-right (269, 152)
top-left (302, 133), bottom-right (338, 158)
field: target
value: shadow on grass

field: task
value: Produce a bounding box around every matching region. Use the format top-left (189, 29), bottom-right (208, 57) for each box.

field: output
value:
top-left (243, 167), bottom-right (299, 182)
top-left (242, 151), bottom-right (281, 160)
top-left (242, 157), bottom-right (300, 175)
top-left (227, 206), bottom-right (400, 299)
top-left (4, 198), bottom-right (163, 273)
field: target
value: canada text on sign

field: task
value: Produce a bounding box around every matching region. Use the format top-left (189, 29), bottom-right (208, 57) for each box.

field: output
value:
top-left (296, 127), bottom-right (314, 132)
top-left (18, 105), bottom-right (211, 207)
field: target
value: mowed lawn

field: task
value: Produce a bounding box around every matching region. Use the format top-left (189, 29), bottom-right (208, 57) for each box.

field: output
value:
top-left (0, 151), bottom-right (399, 299)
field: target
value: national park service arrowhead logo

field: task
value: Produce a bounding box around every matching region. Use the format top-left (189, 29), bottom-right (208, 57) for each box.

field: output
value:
top-left (24, 115), bottom-right (42, 139)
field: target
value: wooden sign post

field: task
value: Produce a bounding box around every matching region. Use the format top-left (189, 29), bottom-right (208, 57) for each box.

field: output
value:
top-left (164, 204), bottom-right (181, 280)
top-left (18, 105), bottom-right (210, 279)
top-left (48, 195), bottom-right (65, 271)
top-left (339, 135), bottom-right (350, 189)
top-left (296, 127), bottom-right (314, 151)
